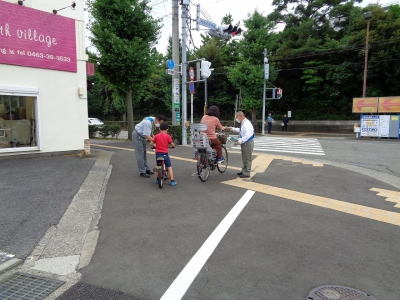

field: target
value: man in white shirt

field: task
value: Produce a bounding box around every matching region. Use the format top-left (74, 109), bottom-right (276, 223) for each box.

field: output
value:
top-left (229, 111), bottom-right (254, 178)
top-left (132, 115), bottom-right (166, 178)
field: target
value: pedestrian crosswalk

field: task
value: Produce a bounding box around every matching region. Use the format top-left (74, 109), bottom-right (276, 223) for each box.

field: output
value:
top-left (231, 136), bottom-right (325, 155)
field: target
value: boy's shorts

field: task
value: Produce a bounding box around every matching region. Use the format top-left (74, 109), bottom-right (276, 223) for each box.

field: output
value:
top-left (156, 152), bottom-right (171, 167)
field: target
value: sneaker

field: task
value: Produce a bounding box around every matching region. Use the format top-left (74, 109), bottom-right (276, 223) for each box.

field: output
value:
top-left (170, 181), bottom-right (177, 186)
top-left (154, 179), bottom-right (158, 184)
top-left (217, 157), bottom-right (225, 163)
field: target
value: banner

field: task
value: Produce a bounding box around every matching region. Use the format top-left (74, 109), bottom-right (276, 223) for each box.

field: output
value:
top-left (0, 1), bottom-right (76, 72)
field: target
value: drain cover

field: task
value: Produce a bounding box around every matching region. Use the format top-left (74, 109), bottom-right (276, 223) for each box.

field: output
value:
top-left (307, 285), bottom-right (378, 300)
top-left (0, 272), bottom-right (65, 300)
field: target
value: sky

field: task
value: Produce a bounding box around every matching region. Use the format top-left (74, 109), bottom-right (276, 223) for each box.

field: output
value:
top-left (149, 0), bottom-right (387, 56)
top-left (84, 0), bottom-right (392, 56)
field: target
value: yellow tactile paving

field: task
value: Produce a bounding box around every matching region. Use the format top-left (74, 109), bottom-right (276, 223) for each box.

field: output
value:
top-left (251, 154), bottom-right (275, 174)
top-left (222, 179), bottom-right (400, 227)
top-left (370, 188), bottom-right (400, 208)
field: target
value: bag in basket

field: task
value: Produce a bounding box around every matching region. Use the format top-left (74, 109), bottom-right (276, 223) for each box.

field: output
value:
top-left (218, 134), bottom-right (227, 144)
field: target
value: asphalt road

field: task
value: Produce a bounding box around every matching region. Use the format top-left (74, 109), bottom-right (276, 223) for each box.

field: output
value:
top-left (58, 136), bottom-right (400, 300)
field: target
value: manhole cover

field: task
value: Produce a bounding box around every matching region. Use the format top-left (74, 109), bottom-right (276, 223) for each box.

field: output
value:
top-left (0, 272), bottom-right (65, 299)
top-left (307, 285), bottom-right (378, 300)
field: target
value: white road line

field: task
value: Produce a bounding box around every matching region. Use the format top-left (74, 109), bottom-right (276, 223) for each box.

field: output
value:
top-left (160, 190), bottom-right (256, 300)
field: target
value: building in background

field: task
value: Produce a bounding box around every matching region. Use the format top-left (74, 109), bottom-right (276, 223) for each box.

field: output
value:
top-left (0, 0), bottom-right (88, 155)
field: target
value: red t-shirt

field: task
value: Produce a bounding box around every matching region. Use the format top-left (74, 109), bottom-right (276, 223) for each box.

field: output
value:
top-left (153, 132), bottom-right (173, 153)
top-left (200, 115), bottom-right (224, 139)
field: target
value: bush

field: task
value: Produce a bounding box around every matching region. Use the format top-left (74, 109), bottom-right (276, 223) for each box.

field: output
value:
top-left (168, 125), bottom-right (190, 145)
top-left (109, 125), bottom-right (121, 138)
top-left (98, 126), bottom-right (111, 138)
top-left (88, 125), bottom-right (98, 138)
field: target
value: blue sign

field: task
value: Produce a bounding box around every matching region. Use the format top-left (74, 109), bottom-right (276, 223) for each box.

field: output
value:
top-left (189, 82), bottom-right (195, 94)
top-left (167, 59), bottom-right (175, 69)
top-left (198, 18), bottom-right (217, 30)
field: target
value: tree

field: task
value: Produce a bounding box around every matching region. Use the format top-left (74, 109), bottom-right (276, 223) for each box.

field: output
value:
top-left (227, 10), bottom-right (277, 128)
top-left (87, 0), bottom-right (161, 137)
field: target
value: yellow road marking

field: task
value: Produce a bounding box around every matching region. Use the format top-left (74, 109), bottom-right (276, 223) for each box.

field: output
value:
top-left (222, 179), bottom-right (400, 227)
top-left (91, 144), bottom-right (241, 170)
top-left (370, 188), bottom-right (400, 208)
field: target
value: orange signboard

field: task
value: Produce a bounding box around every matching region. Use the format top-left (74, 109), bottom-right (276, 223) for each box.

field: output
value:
top-left (378, 97), bottom-right (400, 113)
top-left (352, 97), bottom-right (378, 113)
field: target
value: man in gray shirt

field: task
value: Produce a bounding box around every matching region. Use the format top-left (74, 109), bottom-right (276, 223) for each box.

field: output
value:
top-left (132, 115), bottom-right (166, 178)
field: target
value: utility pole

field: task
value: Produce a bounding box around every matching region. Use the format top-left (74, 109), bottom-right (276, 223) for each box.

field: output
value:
top-left (181, 1), bottom-right (188, 145)
top-left (171, 0), bottom-right (180, 125)
top-left (262, 48), bottom-right (268, 135)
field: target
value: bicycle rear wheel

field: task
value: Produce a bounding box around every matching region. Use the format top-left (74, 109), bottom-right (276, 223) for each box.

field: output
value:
top-left (158, 165), bottom-right (163, 189)
top-left (217, 145), bottom-right (228, 173)
top-left (197, 152), bottom-right (210, 182)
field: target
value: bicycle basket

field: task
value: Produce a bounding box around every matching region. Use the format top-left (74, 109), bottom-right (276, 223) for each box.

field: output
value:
top-left (192, 133), bottom-right (209, 149)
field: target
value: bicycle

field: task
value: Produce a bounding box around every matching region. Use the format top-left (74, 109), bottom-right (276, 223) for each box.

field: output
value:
top-left (191, 123), bottom-right (229, 182)
top-left (152, 146), bottom-right (175, 189)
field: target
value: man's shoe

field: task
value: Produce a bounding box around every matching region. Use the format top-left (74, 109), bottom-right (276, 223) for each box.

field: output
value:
top-left (239, 174), bottom-right (250, 178)
top-left (237, 172), bottom-right (243, 176)
top-left (217, 157), bottom-right (225, 163)
top-left (170, 181), bottom-right (178, 186)
top-left (146, 170), bottom-right (154, 175)
top-left (154, 179), bottom-right (158, 184)
top-left (140, 173), bottom-right (150, 178)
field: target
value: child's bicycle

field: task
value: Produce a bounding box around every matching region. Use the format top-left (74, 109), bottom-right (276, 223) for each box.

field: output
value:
top-left (152, 146), bottom-right (175, 189)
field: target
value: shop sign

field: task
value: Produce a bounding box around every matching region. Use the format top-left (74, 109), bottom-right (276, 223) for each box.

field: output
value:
top-left (0, 1), bottom-right (77, 72)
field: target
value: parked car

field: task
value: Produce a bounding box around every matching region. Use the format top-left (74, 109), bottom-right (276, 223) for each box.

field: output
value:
top-left (88, 118), bottom-right (104, 127)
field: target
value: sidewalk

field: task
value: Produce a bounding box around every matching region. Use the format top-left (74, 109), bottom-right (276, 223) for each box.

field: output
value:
top-left (0, 150), bottom-right (113, 299)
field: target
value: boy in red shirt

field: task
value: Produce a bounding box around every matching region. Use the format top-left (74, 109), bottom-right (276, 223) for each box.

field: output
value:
top-left (150, 122), bottom-right (177, 186)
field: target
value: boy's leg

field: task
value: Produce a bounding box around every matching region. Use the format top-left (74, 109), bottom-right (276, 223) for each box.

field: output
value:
top-left (167, 167), bottom-right (174, 181)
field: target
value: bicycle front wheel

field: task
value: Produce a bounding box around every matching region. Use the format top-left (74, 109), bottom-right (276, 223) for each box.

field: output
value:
top-left (197, 152), bottom-right (210, 182)
top-left (217, 145), bottom-right (228, 173)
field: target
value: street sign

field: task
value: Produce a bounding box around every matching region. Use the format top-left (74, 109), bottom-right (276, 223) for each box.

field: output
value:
top-left (288, 111), bottom-right (291, 118)
top-left (166, 69), bottom-right (174, 75)
top-left (360, 115), bottom-right (379, 137)
top-left (198, 18), bottom-right (217, 30)
top-left (174, 79), bottom-right (180, 104)
top-left (167, 59), bottom-right (175, 69)
top-left (189, 81), bottom-right (195, 94)
top-left (264, 64), bottom-right (269, 80)
top-left (378, 96), bottom-right (400, 113)
top-left (352, 97), bottom-right (378, 113)
top-left (189, 67), bottom-right (195, 81)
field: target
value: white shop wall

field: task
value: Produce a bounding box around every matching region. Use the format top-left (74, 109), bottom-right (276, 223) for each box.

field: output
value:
top-left (0, 0), bottom-right (88, 153)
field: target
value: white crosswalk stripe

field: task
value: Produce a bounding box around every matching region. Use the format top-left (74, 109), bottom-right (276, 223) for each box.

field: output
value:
top-left (231, 136), bottom-right (325, 155)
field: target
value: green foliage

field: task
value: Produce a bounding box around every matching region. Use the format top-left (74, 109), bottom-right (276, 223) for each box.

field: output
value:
top-left (98, 126), bottom-right (111, 139)
top-left (167, 126), bottom-right (189, 145)
top-left (88, 125), bottom-right (98, 138)
top-left (108, 125), bottom-right (121, 138)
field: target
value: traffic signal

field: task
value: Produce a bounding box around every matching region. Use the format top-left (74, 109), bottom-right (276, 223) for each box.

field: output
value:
top-left (207, 24), bottom-right (242, 39)
top-left (201, 60), bottom-right (212, 78)
top-left (276, 88), bottom-right (282, 99)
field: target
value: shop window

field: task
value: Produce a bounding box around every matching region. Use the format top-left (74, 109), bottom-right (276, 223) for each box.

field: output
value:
top-left (0, 95), bottom-right (37, 149)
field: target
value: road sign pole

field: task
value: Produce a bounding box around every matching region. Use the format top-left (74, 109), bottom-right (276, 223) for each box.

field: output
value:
top-left (262, 48), bottom-right (267, 135)
top-left (191, 94), bottom-right (193, 124)
top-left (181, 3), bottom-right (188, 145)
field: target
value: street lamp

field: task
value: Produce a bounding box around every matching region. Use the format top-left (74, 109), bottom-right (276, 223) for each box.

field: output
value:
top-left (362, 11), bottom-right (372, 98)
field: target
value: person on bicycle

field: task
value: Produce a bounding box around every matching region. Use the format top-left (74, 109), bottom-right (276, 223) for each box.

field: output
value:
top-left (200, 105), bottom-right (227, 164)
top-left (150, 122), bottom-right (177, 186)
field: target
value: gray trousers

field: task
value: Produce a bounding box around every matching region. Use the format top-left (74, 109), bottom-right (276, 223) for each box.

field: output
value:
top-left (240, 139), bottom-right (254, 176)
top-left (132, 131), bottom-right (150, 174)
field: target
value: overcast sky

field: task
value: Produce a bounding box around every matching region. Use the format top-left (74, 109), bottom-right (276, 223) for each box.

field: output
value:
top-left (150, 0), bottom-right (384, 56)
